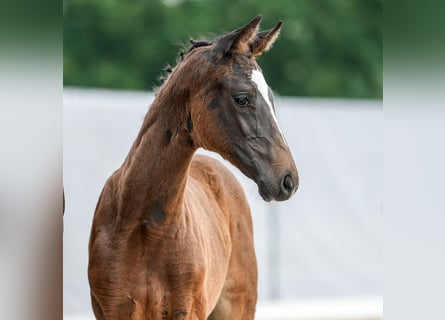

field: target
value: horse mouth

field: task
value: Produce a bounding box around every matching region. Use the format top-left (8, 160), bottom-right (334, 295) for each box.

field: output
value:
top-left (258, 181), bottom-right (273, 202)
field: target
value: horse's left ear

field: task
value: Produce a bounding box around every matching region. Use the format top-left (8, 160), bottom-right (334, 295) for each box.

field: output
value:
top-left (212, 15), bottom-right (262, 59)
top-left (251, 21), bottom-right (283, 57)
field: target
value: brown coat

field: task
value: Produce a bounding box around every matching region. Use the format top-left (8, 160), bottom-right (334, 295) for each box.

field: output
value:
top-left (88, 16), bottom-right (298, 320)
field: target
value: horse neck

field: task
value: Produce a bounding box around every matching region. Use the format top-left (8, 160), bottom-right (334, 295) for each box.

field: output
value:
top-left (117, 87), bottom-right (196, 222)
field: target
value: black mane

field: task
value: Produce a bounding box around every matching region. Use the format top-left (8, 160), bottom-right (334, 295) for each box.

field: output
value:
top-left (158, 39), bottom-right (213, 87)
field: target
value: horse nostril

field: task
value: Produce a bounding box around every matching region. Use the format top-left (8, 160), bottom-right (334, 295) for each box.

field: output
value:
top-left (281, 174), bottom-right (294, 194)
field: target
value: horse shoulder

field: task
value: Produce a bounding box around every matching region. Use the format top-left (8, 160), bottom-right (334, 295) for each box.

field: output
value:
top-left (89, 171), bottom-right (129, 306)
top-left (89, 170), bottom-right (121, 248)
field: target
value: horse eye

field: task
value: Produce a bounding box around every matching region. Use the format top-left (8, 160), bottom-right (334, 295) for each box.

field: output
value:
top-left (234, 96), bottom-right (249, 107)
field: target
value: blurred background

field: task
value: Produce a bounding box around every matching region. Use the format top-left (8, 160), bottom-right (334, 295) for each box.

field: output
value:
top-left (63, 0), bottom-right (382, 319)
top-left (64, 0), bottom-right (382, 99)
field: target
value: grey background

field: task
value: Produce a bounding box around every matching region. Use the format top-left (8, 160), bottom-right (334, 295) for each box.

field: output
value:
top-left (63, 88), bottom-right (382, 316)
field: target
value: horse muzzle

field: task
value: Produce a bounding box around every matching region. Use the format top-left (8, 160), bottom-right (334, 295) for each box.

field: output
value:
top-left (257, 170), bottom-right (299, 202)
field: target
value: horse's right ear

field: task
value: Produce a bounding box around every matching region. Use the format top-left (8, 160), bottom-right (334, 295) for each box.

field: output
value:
top-left (211, 15), bottom-right (262, 60)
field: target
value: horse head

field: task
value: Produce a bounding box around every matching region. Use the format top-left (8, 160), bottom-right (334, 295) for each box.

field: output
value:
top-left (167, 16), bottom-right (299, 201)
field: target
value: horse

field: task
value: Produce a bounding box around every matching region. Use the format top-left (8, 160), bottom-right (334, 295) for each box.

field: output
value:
top-left (88, 15), bottom-right (298, 320)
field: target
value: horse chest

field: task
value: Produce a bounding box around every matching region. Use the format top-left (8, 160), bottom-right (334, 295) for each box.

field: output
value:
top-left (141, 227), bottom-right (229, 289)
top-left (134, 220), bottom-right (231, 316)
top-left (126, 251), bottom-right (206, 319)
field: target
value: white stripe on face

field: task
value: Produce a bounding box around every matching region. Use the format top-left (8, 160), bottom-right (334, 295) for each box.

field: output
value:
top-left (251, 69), bottom-right (287, 145)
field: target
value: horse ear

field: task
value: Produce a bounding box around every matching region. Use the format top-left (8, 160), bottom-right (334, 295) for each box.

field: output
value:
top-left (252, 21), bottom-right (283, 57)
top-left (212, 15), bottom-right (262, 58)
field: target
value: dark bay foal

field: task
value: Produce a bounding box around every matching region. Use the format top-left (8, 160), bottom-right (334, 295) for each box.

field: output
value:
top-left (89, 16), bottom-right (298, 320)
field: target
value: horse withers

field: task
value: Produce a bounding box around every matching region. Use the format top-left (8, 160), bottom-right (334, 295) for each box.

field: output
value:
top-left (88, 16), bottom-right (298, 320)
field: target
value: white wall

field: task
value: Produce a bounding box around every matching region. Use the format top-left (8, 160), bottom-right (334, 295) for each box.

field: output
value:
top-left (63, 88), bottom-right (382, 317)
